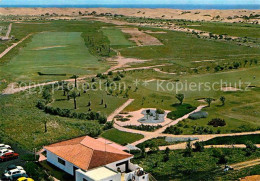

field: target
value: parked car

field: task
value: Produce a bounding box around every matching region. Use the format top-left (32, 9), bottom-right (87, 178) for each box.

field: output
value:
top-left (17, 177), bottom-right (34, 181)
top-left (0, 152), bottom-right (19, 162)
top-left (5, 165), bottom-right (24, 174)
top-left (0, 149), bottom-right (14, 156)
top-left (0, 144), bottom-right (11, 150)
top-left (3, 169), bottom-right (26, 180)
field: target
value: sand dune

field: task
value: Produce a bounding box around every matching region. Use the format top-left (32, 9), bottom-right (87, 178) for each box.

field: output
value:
top-left (0, 8), bottom-right (259, 23)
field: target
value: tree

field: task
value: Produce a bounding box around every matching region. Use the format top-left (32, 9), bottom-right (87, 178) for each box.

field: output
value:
top-left (183, 139), bottom-right (192, 157)
top-left (70, 91), bottom-right (79, 109)
top-left (176, 94), bottom-right (184, 105)
top-left (43, 119), bottom-right (48, 133)
top-left (71, 75), bottom-right (79, 88)
top-left (205, 98), bottom-right (213, 107)
top-left (193, 141), bottom-right (204, 152)
top-left (220, 96), bottom-right (226, 106)
top-left (245, 141), bottom-right (257, 156)
top-left (42, 88), bottom-right (52, 103)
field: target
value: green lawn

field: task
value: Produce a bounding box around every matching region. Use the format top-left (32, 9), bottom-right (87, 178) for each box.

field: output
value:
top-left (102, 27), bottom-right (135, 46)
top-left (120, 28), bottom-right (260, 62)
top-left (1, 32), bottom-right (108, 83)
top-left (203, 134), bottom-right (260, 145)
top-left (0, 92), bottom-right (101, 151)
top-left (51, 89), bottom-right (127, 117)
top-left (184, 22), bottom-right (260, 39)
top-left (101, 128), bottom-right (144, 145)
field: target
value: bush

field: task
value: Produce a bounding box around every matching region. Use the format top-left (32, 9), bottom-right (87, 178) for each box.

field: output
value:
top-left (21, 154), bottom-right (39, 161)
top-left (208, 118), bottom-right (226, 127)
top-left (156, 108), bottom-right (165, 114)
top-left (124, 124), bottom-right (162, 132)
top-left (36, 101), bottom-right (102, 121)
top-left (24, 162), bottom-right (50, 181)
top-left (98, 115), bottom-right (107, 124)
top-left (36, 100), bottom-right (46, 110)
top-left (163, 126), bottom-right (183, 135)
top-left (189, 111), bottom-right (208, 120)
top-left (103, 121), bottom-right (114, 130)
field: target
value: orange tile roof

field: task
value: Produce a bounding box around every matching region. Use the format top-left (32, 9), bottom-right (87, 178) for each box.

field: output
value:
top-left (44, 136), bottom-right (132, 170)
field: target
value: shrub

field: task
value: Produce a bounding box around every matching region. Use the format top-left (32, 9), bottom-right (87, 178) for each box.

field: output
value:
top-left (98, 115), bottom-right (107, 124)
top-left (163, 126), bottom-right (183, 135)
top-left (103, 121), bottom-right (114, 130)
top-left (21, 154), bottom-right (39, 161)
top-left (193, 141), bottom-right (204, 152)
top-left (188, 111), bottom-right (208, 120)
top-left (156, 108), bottom-right (165, 114)
top-left (36, 100), bottom-right (46, 109)
top-left (208, 118), bottom-right (226, 127)
top-left (124, 124), bottom-right (162, 132)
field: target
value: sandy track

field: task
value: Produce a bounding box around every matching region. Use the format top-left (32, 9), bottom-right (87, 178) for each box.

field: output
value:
top-left (2, 74), bottom-right (95, 95)
top-left (120, 27), bottom-right (163, 46)
top-left (0, 33), bottom-right (32, 59)
top-left (107, 99), bottom-right (134, 121)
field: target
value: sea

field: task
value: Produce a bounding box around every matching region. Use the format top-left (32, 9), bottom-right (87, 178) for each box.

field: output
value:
top-left (0, 4), bottom-right (259, 10)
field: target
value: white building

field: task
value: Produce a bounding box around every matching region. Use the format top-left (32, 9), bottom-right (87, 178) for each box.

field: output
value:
top-left (44, 136), bottom-right (150, 181)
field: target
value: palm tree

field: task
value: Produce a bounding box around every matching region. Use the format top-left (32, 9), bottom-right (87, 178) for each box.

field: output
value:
top-left (205, 98), bottom-right (213, 107)
top-left (220, 96), bottom-right (226, 106)
top-left (71, 75), bottom-right (79, 88)
top-left (70, 91), bottom-right (78, 109)
top-left (176, 94), bottom-right (184, 105)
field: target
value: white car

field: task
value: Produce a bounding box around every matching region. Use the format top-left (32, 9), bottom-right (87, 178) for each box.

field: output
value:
top-left (0, 149), bottom-right (14, 156)
top-left (4, 165), bottom-right (24, 173)
top-left (0, 144), bottom-right (11, 150)
top-left (4, 168), bottom-right (26, 180)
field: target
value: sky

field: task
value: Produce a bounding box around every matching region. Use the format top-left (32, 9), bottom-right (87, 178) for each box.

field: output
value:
top-left (0, 0), bottom-right (259, 5)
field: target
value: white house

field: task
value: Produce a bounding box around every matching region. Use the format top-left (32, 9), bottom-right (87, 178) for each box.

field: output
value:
top-left (44, 136), bottom-right (150, 181)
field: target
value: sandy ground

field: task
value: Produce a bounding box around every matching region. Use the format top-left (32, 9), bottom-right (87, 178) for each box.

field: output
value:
top-left (32, 45), bottom-right (67, 50)
top-left (240, 175), bottom-right (260, 181)
top-left (0, 8), bottom-right (259, 23)
top-left (221, 86), bottom-right (241, 92)
top-left (115, 108), bottom-right (172, 127)
top-left (0, 33), bottom-right (32, 59)
top-left (120, 27), bottom-right (163, 46)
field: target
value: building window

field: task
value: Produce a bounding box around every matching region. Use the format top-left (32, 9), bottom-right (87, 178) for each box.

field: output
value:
top-left (58, 157), bottom-right (66, 165)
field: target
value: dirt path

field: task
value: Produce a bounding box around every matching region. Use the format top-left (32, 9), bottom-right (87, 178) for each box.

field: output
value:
top-left (107, 99), bottom-right (134, 121)
top-left (4, 23), bottom-right (12, 39)
top-left (0, 33), bottom-right (32, 59)
top-left (230, 158), bottom-right (260, 170)
top-left (2, 74), bottom-right (95, 95)
top-left (112, 64), bottom-right (167, 73)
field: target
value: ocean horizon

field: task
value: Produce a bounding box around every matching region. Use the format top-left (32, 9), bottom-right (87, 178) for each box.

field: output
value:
top-left (0, 4), bottom-right (259, 10)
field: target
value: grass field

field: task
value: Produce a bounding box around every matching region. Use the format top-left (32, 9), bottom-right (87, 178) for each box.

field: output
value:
top-left (203, 134), bottom-right (260, 145)
top-left (102, 27), bottom-right (135, 46)
top-left (1, 32), bottom-right (108, 83)
top-left (0, 92), bottom-right (101, 151)
top-left (119, 28), bottom-right (260, 63)
top-left (51, 89), bottom-right (127, 116)
top-left (101, 128), bottom-right (144, 145)
top-left (183, 22), bottom-right (260, 39)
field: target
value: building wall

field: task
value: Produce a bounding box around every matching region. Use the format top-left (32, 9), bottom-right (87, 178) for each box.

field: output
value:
top-left (46, 150), bottom-right (76, 175)
top-left (106, 157), bottom-right (133, 172)
top-left (76, 169), bottom-right (121, 181)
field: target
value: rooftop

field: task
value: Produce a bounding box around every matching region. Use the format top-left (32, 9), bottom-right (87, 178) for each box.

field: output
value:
top-left (44, 136), bottom-right (132, 171)
top-left (77, 166), bottom-right (119, 180)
